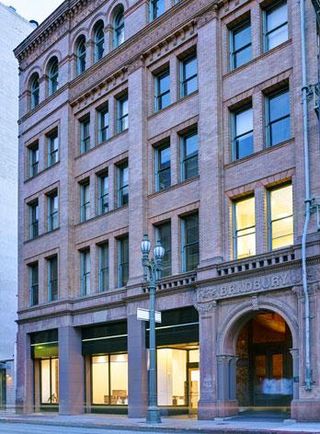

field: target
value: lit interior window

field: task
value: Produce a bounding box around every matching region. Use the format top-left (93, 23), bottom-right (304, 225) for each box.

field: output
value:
top-left (234, 196), bottom-right (256, 259)
top-left (270, 184), bottom-right (293, 249)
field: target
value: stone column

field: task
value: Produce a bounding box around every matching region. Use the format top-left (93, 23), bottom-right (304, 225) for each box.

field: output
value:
top-left (216, 355), bottom-right (238, 417)
top-left (197, 300), bottom-right (218, 419)
top-left (127, 313), bottom-right (148, 417)
top-left (58, 326), bottom-right (84, 415)
top-left (290, 348), bottom-right (299, 400)
top-left (16, 327), bottom-right (34, 413)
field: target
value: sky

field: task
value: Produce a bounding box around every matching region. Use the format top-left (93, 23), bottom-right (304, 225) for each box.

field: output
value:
top-left (2, 0), bottom-right (64, 23)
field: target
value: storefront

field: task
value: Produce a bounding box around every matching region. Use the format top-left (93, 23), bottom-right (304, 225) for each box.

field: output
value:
top-left (30, 329), bottom-right (59, 411)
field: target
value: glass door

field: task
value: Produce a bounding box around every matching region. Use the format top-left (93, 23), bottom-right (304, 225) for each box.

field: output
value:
top-left (188, 368), bottom-right (199, 414)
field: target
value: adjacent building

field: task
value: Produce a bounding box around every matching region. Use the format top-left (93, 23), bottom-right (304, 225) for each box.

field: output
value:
top-left (0, 2), bottom-right (35, 409)
top-left (14, 0), bottom-right (320, 421)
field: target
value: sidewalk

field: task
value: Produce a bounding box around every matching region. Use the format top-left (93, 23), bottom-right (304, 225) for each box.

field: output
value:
top-left (0, 413), bottom-right (320, 433)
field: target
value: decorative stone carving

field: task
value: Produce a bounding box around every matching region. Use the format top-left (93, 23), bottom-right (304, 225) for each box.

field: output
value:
top-left (251, 295), bottom-right (259, 311)
top-left (194, 289), bottom-right (217, 313)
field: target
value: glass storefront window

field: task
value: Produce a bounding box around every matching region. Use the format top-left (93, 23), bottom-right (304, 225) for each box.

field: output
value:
top-left (40, 358), bottom-right (59, 404)
top-left (91, 354), bottom-right (128, 406)
top-left (189, 349), bottom-right (199, 363)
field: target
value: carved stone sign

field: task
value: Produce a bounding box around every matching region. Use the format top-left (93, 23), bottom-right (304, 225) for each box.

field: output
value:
top-left (196, 269), bottom-right (302, 303)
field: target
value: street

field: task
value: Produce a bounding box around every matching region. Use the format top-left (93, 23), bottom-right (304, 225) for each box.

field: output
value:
top-left (0, 424), bottom-right (166, 434)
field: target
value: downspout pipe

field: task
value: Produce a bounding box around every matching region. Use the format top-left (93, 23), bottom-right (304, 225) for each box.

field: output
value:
top-left (300, 0), bottom-right (313, 391)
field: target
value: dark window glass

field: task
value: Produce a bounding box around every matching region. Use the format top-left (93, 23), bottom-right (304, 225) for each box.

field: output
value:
top-left (48, 58), bottom-right (59, 95)
top-left (117, 95), bottom-right (128, 132)
top-left (233, 106), bottom-right (253, 160)
top-left (155, 144), bottom-right (171, 191)
top-left (118, 236), bottom-right (129, 287)
top-left (155, 69), bottom-right (170, 111)
top-left (267, 88), bottom-right (290, 146)
top-left (80, 250), bottom-right (90, 295)
top-left (150, 0), bottom-right (165, 20)
top-left (76, 36), bottom-right (86, 75)
top-left (181, 130), bottom-right (198, 180)
top-left (230, 21), bottom-right (252, 69)
top-left (156, 222), bottom-right (171, 277)
top-left (80, 117), bottom-right (90, 153)
top-left (47, 131), bottom-right (59, 166)
top-left (98, 106), bottom-right (109, 143)
top-left (48, 191), bottom-right (59, 231)
top-left (94, 23), bottom-right (105, 62)
top-left (30, 74), bottom-right (40, 109)
top-left (80, 182), bottom-right (90, 222)
top-left (181, 55), bottom-right (198, 97)
top-left (265, 1), bottom-right (288, 51)
top-left (99, 243), bottom-right (109, 292)
top-left (29, 263), bottom-right (39, 306)
top-left (114, 8), bottom-right (125, 47)
top-left (118, 162), bottom-right (129, 207)
top-left (98, 173), bottom-right (109, 215)
top-left (29, 200), bottom-right (39, 239)
top-left (48, 255), bottom-right (58, 302)
top-left (29, 143), bottom-right (39, 178)
top-left (182, 213), bottom-right (199, 272)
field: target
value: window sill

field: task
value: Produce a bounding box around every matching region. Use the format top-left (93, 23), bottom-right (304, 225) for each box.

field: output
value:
top-left (148, 175), bottom-right (199, 199)
top-left (24, 227), bottom-right (60, 244)
top-left (148, 91), bottom-right (198, 120)
top-left (75, 129), bottom-right (128, 160)
top-left (76, 204), bottom-right (128, 227)
top-left (24, 161), bottom-right (60, 183)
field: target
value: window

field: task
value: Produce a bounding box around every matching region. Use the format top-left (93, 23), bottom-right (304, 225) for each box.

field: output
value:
top-left (155, 143), bottom-right (171, 191)
top-left (266, 88), bottom-right (290, 146)
top-left (97, 105), bottom-right (109, 143)
top-left (97, 172), bottom-right (109, 215)
top-left (181, 213), bottom-right (199, 272)
top-left (48, 255), bottom-right (58, 302)
top-left (28, 142), bottom-right (39, 178)
top-left (80, 116), bottom-right (90, 154)
top-left (47, 57), bottom-right (59, 96)
top-left (118, 236), bottom-right (129, 287)
top-left (233, 196), bottom-right (256, 259)
top-left (156, 222), bottom-right (171, 277)
top-left (232, 105), bottom-right (253, 160)
top-left (150, 0), bottom-right (165, 20)
top-left (113, 6), bottom-right (125, 48)
top-left (47, 191), bottom-right (59, 231)
top-left (30, 74), bottom-right (40, 109)
top-left (29, 262), bottom-right (39, 306)
top-left (117, 95), bottom-right (128, 133)
top-left (181, 129), bottom-right (198, 181)
top-left (180, 54), bottom-right (198, 97)
top-left (94, 21), bottom-right (105, 62)
top-left (80, 181), bottom-right (90, 222)
top-left (117, 162), bottom-right (129, 207)
top-left (268, 184), bottom-right (293, 249)
top-left (99, 243), bottom-right (109, 292)
top-left (155, 68), bottom-right (170, 111)
top-left (230, 20), bottom-right (252, 69)
top-left (264, 1), bottom-right (288, 51)
top-left (47, 130), bottom-right (59, 166)
top-left (40, 358), bottom-right (59, 404)
top-left (29, 200), bottom-right (39, 239)
top-left (80, 249), bottom-right (91, 295)
top-left (76, 36), bottom-right (86, 75)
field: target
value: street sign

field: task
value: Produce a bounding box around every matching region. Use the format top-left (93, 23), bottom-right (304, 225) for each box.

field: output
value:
top-left (137, 307), bottom-right (162, 323)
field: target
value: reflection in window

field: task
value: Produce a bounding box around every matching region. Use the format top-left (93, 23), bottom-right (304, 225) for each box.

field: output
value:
top-left (30, 74), bottom-right (40, 109)
top-left (28, 142), bottom-right (39, 178)
top-left (181, 213), bottom-right (199, 272)
top-left (157, 349), bottom-right (187, 406)
top-left (155, 143), bottom-right (171, 191)
top-left (150, 0), bottom-right (165, 20)
top-left (47, 130), bottom-right (59, 167)
top-left (156, 221), bottom-right (171, 277)
top-left (92, 354), bottom-right (128, 405)
top-left (80, 181), bottom-right (90, 222)
top-left (47, 57), bottom-right (59, 96)
top-left (76, 36), bottom-right (86, 75)
top-left (29, 262), bottom-right (39, 306)
top-left (40, 358), bottom-right (59, 404)
top-left (233, 106), bottom-right (253, 160)
top-left (266, 88), bottom-right (290, 146)
top-left (230, 20), bottom-right (252, 69)
top-left (269, 184), bottom-right (293, 250)
top-left (113, 7), bottom-right (125, 48)
top-left (234, 196), bottom-right (256, 259)
top-left (181, 130), bottom-right (198, 181)
top-left (117, 162), bottom-right (129, 207)
top-left (155, 69), bottom-right (170, 111)
top-left (265, 1), bottom-right (288, 51)
top-left (117, 95), bottom-right (128, 132)
top-left (118, 236), bottom-right (129, 287)
top-left (94, 22), bottom-right (105, 62)
top-left (80, 249), bottom-right (90, 295)
top-left (47, 191), bottom-right (59, 231)
top-left (97, 105), bottom-right (109, 143)
top-left (98, 172), bottom-right (109, 215)
top-left (80, 116), bottom-right (91, 154)
top-left (99, 243), bottom-right (109, 292)
top-left (29, 200), bottom-right (39, 239)
top-left (48, 255), bottom-right (58, 302)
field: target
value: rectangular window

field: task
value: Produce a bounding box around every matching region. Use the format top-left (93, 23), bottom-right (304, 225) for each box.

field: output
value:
top-left (98, 105), bottom-right (109, 144)
top-left (28, 143), bottom-right (39, 178)
top-left (156, 222), bottom-right (171, 277)
top-left (29, 262), bottom-right (39, 306)
top-left (266, 88), bottom-right (290, 146)
top-left (264, 1), bottom-right (288, 51)
top-left (80, 116), bottom-right (90, 154)
top-left (117, 162), bottom-right (129, 207)
top-left (118, 236), bottom-right (129, 287)
top-left (47, 130), bottom-right (59, 167)
top-left (29, 200), bottom-right (39, 239)
top-left (80, 181), bottom-right (90, 222)
top-left (99, 243), bottom-right (109, 292)
top-left (232, 105), bottom-right (253, 160)
top-left (40, 358), bottom-right (59, 404)
top-left (269, 184), bottom-right (293, 250)
top-left (180, 54), bottom-right (198, 97)
top-left (80, 249), bottom-right (91, 296)
top-left (47, 191), bottom-right (59, 232)
top-left (230, 20), bottom-right (252, 69)
top-left (233, 196), bottom-right (256, 259)
top-left (117, 95), bottom-right (128, 133)
top-left (48, 255), bottom-right (58, 302)
top-left (181, 213), bottom-right (199, 272)
top-left (155, 143), bottom-right (171, 191)
top-left (155, 68), bottom-right (170, 111)
top-left (150, 0), bottom-right (165, 20)
top-left (181, 129), bottom-right (198, 181)
top-left (97, 172), bottom-right (109, 215)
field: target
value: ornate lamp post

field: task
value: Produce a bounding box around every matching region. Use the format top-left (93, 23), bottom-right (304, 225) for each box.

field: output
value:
top-left (141, 234), bottom-right (165, 424)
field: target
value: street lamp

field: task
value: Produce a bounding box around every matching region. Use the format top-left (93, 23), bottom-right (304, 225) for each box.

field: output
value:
top-left (141, 234), bottom-right (165, 424)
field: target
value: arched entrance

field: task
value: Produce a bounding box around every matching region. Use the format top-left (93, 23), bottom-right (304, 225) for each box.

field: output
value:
top-left (236, 311), bottom-right (293, 413)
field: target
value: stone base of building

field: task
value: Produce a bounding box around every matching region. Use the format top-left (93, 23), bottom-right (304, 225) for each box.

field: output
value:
top-left (217, 400), bottom-right (239, 417)
top-left (198, 400), bottom-right (218, 419)
top-left (291, 399), bottom-right (320, 421)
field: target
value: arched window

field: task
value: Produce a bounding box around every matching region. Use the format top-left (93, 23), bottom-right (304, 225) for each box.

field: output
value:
top-left (47, 57), bottom-right (59, 96)
top-left (30, 73), bottom-right (40, 109)
top-left (94, 21), bottom-right (105, 62)
top-left (113, 6), bottom-right (125, 48)
top-left (76, 36), bottom-right (86, 76)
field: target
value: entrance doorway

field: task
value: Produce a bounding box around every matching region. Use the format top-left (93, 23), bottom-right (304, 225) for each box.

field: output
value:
top-left (0, 369), bottom-right (6, 409)
top-left (236, 312), bottom-right (293, 412)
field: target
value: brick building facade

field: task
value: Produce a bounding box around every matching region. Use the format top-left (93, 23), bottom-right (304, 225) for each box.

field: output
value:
top-left (14, 0), bottom-right (320, 421)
